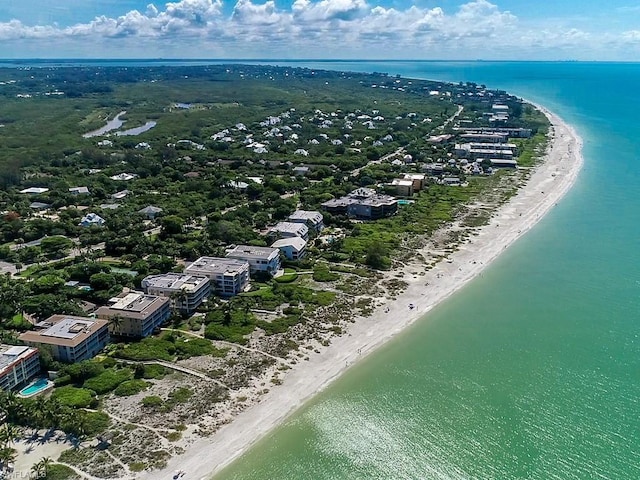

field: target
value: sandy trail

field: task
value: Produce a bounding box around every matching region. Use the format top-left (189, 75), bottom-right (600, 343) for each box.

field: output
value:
top-left (139, 105), bottom-right (583, 480)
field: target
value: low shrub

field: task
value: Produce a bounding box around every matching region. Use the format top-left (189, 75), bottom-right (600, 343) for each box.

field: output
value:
top-left (313, 265), bottom-right (339, 282)
top-left (114, 379), bottom-right (149, 397)
top-left (141, 395), bottom-right (163, 408)
top-left (83, 368), bottom-right (133, 395)
top-left (141, 364), bottom-right (166, 379)
top-left (51, 386), bottom-right (94, 408)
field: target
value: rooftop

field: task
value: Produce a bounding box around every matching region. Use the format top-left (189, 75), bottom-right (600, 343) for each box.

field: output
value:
top-left (270, 222), bottom-right (309, 235)
top-left (0, 345), bottom-right (37, 374)
top-left (20, 187), bottom-right (49, 194)
top-left (110, 292), bottom-right (166, 313)
top-left (288, 210), bottom-right (323, 222)
top-left (19, 315), bottom-right (108, 348)
top-left (138, 205), bottom-right (163, 214)
top-left (271, 237), bottom-right (307, 250)
top-left (227, 245), bottom-right (280, 260)
top-left (142, 273), bottom-right (209, 292)
top-left (185, 256), bottom-right (249, 276)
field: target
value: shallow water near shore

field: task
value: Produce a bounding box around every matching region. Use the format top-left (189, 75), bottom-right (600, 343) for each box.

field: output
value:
top-left (216, 62), bottom-right (640, 479)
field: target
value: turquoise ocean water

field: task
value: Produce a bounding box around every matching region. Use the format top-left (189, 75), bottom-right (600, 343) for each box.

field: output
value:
top-left (213, 62), bottom-right (640, 479)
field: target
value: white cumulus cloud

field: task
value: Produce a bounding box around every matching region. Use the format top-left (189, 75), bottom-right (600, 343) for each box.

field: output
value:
top-left (0, 0), bottom-right (636, 59)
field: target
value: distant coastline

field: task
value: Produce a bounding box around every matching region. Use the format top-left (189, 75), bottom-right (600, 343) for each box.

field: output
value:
top-left (140, 103), bottom-right (584, 480)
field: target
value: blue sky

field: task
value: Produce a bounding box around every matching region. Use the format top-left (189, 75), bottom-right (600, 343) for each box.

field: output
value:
top-left (1, 0), bottom-right (639, 59)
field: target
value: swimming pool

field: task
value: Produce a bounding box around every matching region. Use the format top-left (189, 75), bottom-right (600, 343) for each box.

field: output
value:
top-left (19, 378), bottom-right (53, 398)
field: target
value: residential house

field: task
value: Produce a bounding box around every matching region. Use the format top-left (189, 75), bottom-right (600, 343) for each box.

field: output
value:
top-left (29, 202), bottom-right (51, 210)
top-left (287, 210), bottom-right (324, 233)
top-left (138, 206), bottom-right (163, 220)
top-left (268, 222), bottom-right (309, 241)
top-left (110, 173), bottom-right (137, 181)
top-left (271, 237), bottom-right (307, 261)
top-left (226, 245), bottom-right (281, 276)
top-left (19, 187), bottom-right (49, 194)
top-left (141, 273), bottom-right (211, 314)
top-left (293, 166), bottom-right (310, 176)
top-left (0, 345), bottom-right (40, 392)
top-left (184, 257), bottom-right (250, 297)
top-left (69, 186), bottom-right (90, 195)
top-left (100, 204), bottom-right (120, 210)
top-left (19, 315), bottom-right (109, 363)
top-left (95, 292), bottom-right (171, 338)
top-left (111, 190), bottom-right (130, 200)
top-left (79, 213), bottom-right (105, 227)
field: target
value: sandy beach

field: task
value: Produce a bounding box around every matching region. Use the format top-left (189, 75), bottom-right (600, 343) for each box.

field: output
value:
top-left (139, 106), bottom-right (583, 480)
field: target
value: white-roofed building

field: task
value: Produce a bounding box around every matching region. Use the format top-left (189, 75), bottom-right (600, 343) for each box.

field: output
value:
top-left (184, 257), bottom-right (250, 297)
top-left (111, 189), bottom-right (131, 200)
top-left (141, 273), bottom-right (211, 314)
top-left (287, 210), bottom-right (324, 233)
top-left (226, 245), bottom-right (281, 276)
top-left (271, 237), bottom-right (307, 261)
top-left (0, 345), bottom-right (40, 392)
top-left (19, 187), bottom-right (49, 194)
top-left (19, 315), bottom-right (109, 363)
top-left (268, 222), bottom-right (309, 241)
top-left (110, 173), bottom-right (137, 181)
top-left (69, 186), bottom-right (90, 195)
top-left (95, 293), bottom-right (171, 338)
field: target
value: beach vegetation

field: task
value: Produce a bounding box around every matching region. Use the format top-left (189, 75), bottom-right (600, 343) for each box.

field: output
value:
top-left (140, 395), bottom-right (164, 409)
top-left (113, 379), bottom-right (149, 397)
top-left (50, 386), bottom-right (96, 408)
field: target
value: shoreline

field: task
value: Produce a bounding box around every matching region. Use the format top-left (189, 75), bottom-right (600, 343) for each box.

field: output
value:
top-left (140, 105), bottom-right (584, 480)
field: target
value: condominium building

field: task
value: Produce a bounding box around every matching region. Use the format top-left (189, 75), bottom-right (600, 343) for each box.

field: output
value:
top-left (287, 210), bottom-right (324, 233)
top-left (0, 345), bottom-right (40, 391)
top-left (226, 245), bottom-right (281, 276)
top-left (95, 292), bottom-right (171, 338)
top-left (271, 237), bottom-right (307, 261)
top-left (19, 315), bottom-right (109, 363)
top-left (267, 221), bottom-right (309, 241)
top-left (322, 188), bottom-right (398, 220)
top-left (184, 256), bottom-right (250, 297)
top-left (141, 273), bottom-right (211, 314)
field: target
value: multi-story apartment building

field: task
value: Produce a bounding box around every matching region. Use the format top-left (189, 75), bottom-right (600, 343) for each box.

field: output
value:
top-left (288, 210), bottom-right (325, 233)
top-left (0, 345), bottom-right (40, 391)
top-left (226, 245), bottom-right (281, 276)
top-left (267, 221), bottom-right (309, 241)
top-left (141, 273), bottom-right (211, 314)
top-left (95, 292), bottom-right (171, 338)
top-left (19, 315), bottom-right (109, 363)
top-left (184, 257), bottom-right (250, 297)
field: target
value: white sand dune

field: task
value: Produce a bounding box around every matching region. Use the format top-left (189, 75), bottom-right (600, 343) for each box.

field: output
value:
top-left (140, 105), bottom-right (583, 480)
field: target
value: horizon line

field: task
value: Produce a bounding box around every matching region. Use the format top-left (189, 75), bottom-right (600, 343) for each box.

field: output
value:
top-left (1, 58), bottom-right (639, 64)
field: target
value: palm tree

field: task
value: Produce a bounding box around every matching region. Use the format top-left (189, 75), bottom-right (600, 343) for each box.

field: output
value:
top-left (33, 397), bottom-right (48, 428)
top-left (0, 446), bottom-right (16, 471)
top-left (108, 314), bottom-right (123, 335)
top-left (32, 456), bottom-right (53, 477)
top-left (0, 423), bottom-right (21, 448)
top-left (169, 288), bottom-right (189, 318)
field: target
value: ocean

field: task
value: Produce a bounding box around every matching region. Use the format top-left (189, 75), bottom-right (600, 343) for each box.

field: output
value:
top-left (212, 62), bottom-right (640, 479)
top-left (6, 58), bottom-right (637, 479)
